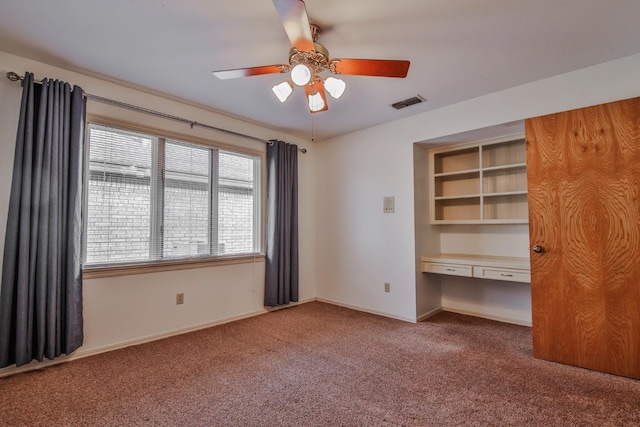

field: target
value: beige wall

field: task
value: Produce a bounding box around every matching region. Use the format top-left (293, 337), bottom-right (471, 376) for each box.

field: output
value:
top-left (0, 50), bottom-right (317, 375)
top-left (2, 48), bottom-right (640, 375)
top-left (315, 53), bottom-right (640, 323)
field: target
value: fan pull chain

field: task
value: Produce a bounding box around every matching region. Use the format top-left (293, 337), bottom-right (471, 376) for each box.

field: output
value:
top-left (311, 115), bottom-right (315, 142)
top-left (311, 114), bottom-right (319, 142)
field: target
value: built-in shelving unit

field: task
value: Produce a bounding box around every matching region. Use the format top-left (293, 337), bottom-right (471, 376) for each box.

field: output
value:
top-left (429, 134), bottom-right (527, 224)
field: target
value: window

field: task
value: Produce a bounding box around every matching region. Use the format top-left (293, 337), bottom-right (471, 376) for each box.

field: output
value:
top-left (84, 123), bottom-right (261, 266)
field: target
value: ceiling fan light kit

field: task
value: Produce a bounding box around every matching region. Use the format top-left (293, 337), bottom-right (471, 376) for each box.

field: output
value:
top-left (308, 89), bottom-right (325, 112)
top-left (272, 81), bottom-right (294, 102)
top-left (290, 63), bottom-right (313, 86)
top-left (304, 80), bottom-right (328, 112)
top-left (323, 76), bottom-right (346, 99)
top-left (211, 0), bottom-right (410, 114)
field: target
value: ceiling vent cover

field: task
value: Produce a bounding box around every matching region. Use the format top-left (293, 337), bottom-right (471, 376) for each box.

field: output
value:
top-left (391, 95), bottom-right (426, 110)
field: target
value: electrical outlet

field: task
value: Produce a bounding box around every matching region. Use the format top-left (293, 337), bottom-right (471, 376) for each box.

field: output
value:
top-left (176, 293), bottom-right (184, 305)
top-left (384, 283), bottom-right (391, 293)
top-left (383, 196), bottom-right (395, 213)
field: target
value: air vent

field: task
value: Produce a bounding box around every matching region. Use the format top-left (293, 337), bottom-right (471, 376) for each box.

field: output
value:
top-left (391, 95), bottom-right (426, 110)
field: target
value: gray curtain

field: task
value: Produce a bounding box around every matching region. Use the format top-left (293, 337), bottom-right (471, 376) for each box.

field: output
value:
top-left (0, 72), bottom-right (86, 368)
top-left (264, 140), bottom-right (299, 306)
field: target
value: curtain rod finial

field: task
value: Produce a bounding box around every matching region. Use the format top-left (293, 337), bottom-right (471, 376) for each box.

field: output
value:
top-left (6, 71), bottom-right (22, 82)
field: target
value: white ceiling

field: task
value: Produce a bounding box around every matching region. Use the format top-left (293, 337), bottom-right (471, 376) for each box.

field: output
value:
top-left (1, 0), bottom-right (640, 142)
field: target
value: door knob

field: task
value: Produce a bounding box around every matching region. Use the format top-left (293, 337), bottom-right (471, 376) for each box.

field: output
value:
top-left (532, 245), bottom-right (544, 253)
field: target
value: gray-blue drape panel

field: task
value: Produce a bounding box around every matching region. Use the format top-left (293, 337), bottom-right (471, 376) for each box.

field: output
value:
top-left (264, 140), bottom-right (299, 306)
top-left (0, 72), bottom-right (86, 368)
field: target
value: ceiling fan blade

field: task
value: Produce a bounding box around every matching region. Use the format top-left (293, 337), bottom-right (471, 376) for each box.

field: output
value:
top-left (212, 65), bottom-right (289, 80)
top-left (305, 80), bottom-right (328, 113)
top-left (332, 59), bottom-right (410, 78)
top-left (272, 0), bottom-right (315, 52)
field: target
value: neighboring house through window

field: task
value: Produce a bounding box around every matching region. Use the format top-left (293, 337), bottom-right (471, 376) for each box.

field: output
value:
top-left (83, 123), bottom-right (261, 266)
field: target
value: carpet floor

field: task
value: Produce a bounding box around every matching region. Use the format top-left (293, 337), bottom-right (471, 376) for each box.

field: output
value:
top-left (1, 301), bottom-right (639, 426)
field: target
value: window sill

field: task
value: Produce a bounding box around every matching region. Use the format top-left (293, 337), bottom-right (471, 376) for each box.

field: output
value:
top-left (82, 254), bottom-right (265, 279)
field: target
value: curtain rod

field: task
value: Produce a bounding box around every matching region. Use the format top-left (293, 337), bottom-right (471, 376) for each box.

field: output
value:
top-left (5, 71), bottom-right (306, 153)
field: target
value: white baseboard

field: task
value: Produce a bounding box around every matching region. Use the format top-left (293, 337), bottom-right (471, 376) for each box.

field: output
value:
top-left (441, 305), bottom-right (532, 327)
top-left (264, 297), bottom-right (316, 312)
top-left (416, 306), bottom-right (443, 322)
top-left (0, 307), bottom-right (260, 378)
top-left (0, 298), bottom-right (320, 379)
top-left (3, 298), bottom-right (530, 379)
top-left (315, 297), bottom-right (417, 323)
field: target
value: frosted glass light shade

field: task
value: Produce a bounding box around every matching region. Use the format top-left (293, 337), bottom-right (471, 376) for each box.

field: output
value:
top-left (291, 63), bottom-right (313, 86)
top-left (308, 90), bottom-right (325, 112)
top-left (272, 81), bottom-right (293, 103)
top-left (324, 77), bottom-right (346, 99)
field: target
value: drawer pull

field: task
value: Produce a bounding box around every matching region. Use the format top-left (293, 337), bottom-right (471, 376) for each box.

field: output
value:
top-left (446, 268), bottom-right (456, 272)
top-left (500, 273), bottom-right (513, 277)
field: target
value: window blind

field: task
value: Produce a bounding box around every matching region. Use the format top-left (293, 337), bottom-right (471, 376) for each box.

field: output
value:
top-left (84, 123), bottom-right (260, 266)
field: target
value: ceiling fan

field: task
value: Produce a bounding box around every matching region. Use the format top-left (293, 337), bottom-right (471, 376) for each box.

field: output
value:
top-left (211, 0), bottom-right (410, 113)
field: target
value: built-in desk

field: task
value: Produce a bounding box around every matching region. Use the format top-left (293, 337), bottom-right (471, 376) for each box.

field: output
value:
top-left (421, 254), bottom-right (531, 283)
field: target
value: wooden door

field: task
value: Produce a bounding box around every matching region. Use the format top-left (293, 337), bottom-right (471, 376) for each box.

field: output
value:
top-left (526, 97), bottom-right (640, 379)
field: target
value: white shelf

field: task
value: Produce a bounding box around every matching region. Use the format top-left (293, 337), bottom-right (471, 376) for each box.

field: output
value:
top-left (434, 194), bottom-right (481, 201)
top-left (482, 163), bottom-right (527, 172)
top-left (433, 168), bottom-right (480, 178)
top-left (432, 218), bottom-right (529, 225)
top-left (429, 134), bottom-right (527, 224)
top-left (483, 190), bottom-right (528, 198)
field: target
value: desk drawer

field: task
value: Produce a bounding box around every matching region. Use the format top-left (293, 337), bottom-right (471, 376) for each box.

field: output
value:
top-left (473, 266), bottom-right (530, 283)
top-left (422, 262), bottom-right (472, 277)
